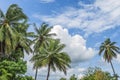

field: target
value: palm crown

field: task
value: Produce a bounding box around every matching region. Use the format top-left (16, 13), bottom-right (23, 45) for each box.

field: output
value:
top-left (0, 4), bottom-right (27, 55)
top-left (33, 23), bottom-right (56, 54)
top-left (99, 38), bottom-right (120, 62)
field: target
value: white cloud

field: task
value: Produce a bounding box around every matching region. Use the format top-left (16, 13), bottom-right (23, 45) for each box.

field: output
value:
top-left (35, 66), bottom-right (86, 80)
top-left (115, 54), bottom-right (120, 63)
top-left (34, 0), bottom-right (120, 34)
top-left (39, 0), bottom-right (55, 3)
top-left (50, 25), bottom-right (96, 62)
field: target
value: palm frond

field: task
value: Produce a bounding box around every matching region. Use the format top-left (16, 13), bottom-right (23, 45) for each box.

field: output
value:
top-left (6, 4), bottom-right (27, 22)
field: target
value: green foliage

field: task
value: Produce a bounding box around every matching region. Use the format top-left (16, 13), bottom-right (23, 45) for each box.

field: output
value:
top-left (16, 75), bottom-right (34, 80)
top-left (70, 74), bottom-right (77, 80)
top-left (33, 23), bottom-right (56, 54)
top-left (99, 38), bottom-right (120, 62)
top-left (60, 77), bottom-right (67, 80)
top-left (0, 4), bottom-right (27, 56)
top-left (59, 74), bottom-right (77, 80)
top-left (0, 69), bottom-right (12, 80)
top-left (81, 67), bottom-right (112, 80)
top-left (0, 60), bottom-right (27, 75)
top-left (0, 4), bottom-right (34, 80)
top-left (0, 60), bottom-right (34, 80)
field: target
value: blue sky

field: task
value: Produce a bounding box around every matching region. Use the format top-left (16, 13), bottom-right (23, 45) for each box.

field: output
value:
top-left (0, 0), bottom-right (120, 80)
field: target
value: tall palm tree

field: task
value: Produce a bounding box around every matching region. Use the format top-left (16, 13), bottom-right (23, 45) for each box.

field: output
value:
top-left (31, 23), bottom-right (55, 80)
top-left (45, 39), bottom-right (71, 80)
top-left (31, 39), bottom-right (71, 80)
top-left (0, 4), bottom-right (27, 58)
top-left (99, 38), bottom-right (120, 80)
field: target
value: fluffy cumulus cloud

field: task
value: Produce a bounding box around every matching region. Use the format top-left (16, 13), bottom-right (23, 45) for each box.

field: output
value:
top-left (39, 0), bottom-right (55, 3)
top-left (34, 0), bottom-right (120, 34)
top-left (50, 25), bottom-right (96, 62)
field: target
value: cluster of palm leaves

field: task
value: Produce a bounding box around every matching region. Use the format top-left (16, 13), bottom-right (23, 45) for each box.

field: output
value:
top-left (0, 4), bottom-right (71, 80)
top-left (0, 4), bottom-right (33, 61)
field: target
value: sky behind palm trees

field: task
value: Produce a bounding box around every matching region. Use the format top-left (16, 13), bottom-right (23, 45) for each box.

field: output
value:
top-left (0, 0), bottom-right (120, 80)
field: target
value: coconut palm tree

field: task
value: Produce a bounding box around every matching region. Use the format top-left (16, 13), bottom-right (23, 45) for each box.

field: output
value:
top-left (31, 23), bottom-right (56, 80)
top-left (31, 39), bottom-right (71, 80)
top-left (10, 23), bottom-right (33, 61)
top-left (99, 38), bottom-right (120, 80)
top-left (44, 39), bottom-right (71, 80)
top-left (0, 4), bottom-right (27, 58)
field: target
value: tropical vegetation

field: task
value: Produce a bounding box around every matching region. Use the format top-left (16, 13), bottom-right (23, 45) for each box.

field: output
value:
top-left (0, 3), bottom-right (120, 80)
top-left (0, 4), bottom-right (34, 80)
top-left (80, 67), bottom-right (113, 80)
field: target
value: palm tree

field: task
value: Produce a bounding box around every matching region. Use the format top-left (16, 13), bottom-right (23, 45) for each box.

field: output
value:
top-left (10, 23), bottom-right (33, 61)
top-left (0, 4), bottom-right (27, 58)
top-left (32, 39), bottom-right (71, 80)
top-left (31, 23), bottom-right (55, 80)
top-left (99, 38), bottom-right (120, 80)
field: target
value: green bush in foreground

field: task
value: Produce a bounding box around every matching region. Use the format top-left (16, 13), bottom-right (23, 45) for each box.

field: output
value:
top-left (0, 60), bottom-right (34, 80)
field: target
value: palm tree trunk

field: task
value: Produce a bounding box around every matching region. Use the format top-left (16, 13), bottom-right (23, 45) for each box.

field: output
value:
top-left (0, 42), bottom-right (4, 58)
top-left (35, 67), bottom-right (38, 80)
top-left (110, 60), bottom-right (115, 75)
top-left (46, 63), bottom-right (50, 80)
top-left (0, 42), bottom-right (2, 55)
top-left (110, 60), bottom-right (118, 80)
top-left (0, 42), bottom-right (2, 60)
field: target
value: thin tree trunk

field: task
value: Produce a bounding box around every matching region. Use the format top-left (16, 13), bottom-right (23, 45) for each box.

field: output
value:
top-left (0, 42), bottom-right (2, 60)
top-left (110, 60), bottom-right (115, 75)
top-left (35, 67), bottom-right (38, 80)
top-left (110, 60), bottom-right (118, 80)
top-left (46, 63), bottom-right (50, 80)
top-left (0, 42), bottom-right (2, 57)
top-left (0, 42), bottom-right (4, 58)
